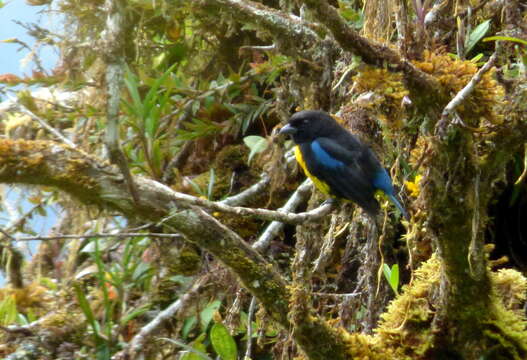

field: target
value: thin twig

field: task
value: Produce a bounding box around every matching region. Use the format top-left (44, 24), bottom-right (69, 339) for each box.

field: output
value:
top-left (252, 179), bottom-right (313, 251)
top-left (17, 104), bottom-right (76, 148)
top-left (159, 180), bottom-right (333, 225)
top-left (10, 232), bottom-right (183, 242)
top-left (220, 173), bottom-right (270, 207)
top-left (435, 53), bottom-right (497, 136)
top-left (239, 44), bottom-right (276, 52)
top-left (125, 277), bottom-right (207, 358)
top-left (0, 228), bottom-right (15, 241)
top-left (244, 297), bottom-right (257, 360)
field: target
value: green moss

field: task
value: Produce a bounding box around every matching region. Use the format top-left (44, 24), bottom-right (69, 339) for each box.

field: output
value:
top-left (373, 254), bottom-right (527, 359)
top-left (169, 245), bottom-right (202, 276)
top-left (375, 254), bottom-right (439, 358)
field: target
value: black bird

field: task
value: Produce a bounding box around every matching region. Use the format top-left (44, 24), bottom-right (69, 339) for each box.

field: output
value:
top-left (279, 110), bottom-right (408, 219)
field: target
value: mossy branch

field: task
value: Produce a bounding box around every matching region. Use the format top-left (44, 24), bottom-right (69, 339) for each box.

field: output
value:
top-left (102, 0), bottom-right (138, 203)
top-left (0, 139), bottom-right (349, 360)
top-left (196, 0), bottom-right (321, 56)
top-left (301, 0), bottom-right (441, 97)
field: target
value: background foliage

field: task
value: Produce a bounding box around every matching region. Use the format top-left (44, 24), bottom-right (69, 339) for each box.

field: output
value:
top-left (0, 0), bottom-right (526, 359)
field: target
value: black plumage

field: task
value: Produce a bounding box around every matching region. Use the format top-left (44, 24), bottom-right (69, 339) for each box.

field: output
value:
top-left (279, 110), bottom-right (408, 219)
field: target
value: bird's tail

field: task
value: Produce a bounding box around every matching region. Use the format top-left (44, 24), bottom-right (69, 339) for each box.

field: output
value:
top-left (388, 194), bottom-right (409, 220)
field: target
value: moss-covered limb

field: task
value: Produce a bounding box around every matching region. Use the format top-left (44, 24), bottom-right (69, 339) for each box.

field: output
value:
top-left (1, 140), bottom-right (332, 224)
top-left (422, 133), bottom-right (495, 358)
top-left (102, 0), bottom-right (139, 203)
top-left (301, 0), bottom-right (440, 97)
top-left (0, 139), bottom-right (352, 360)
top-left (376, 254), bottom-right (527, 359)
top-left (196, 0), bottom-right (322, 56)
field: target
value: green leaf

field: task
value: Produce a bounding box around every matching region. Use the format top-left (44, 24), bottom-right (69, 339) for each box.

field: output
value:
top-left (186, 177), bottom-right (206, 197)
top-left (207, 168), bottom-right (215, 200)
top-left (210, 322), bottom-right (238, 360)
top-left (121, 304), bottom-right (150, 326)
top-left (151, 138), bottom-right (163, 176)
top-left (243, 135), bottom-right (268, 164)
top-left (124, 68), bottom-right (144, 119)
top-left (182, 315), bottom-right (197, 338)
top-left (0, 295), bottom-right (17, 325)
top-left (162, 335), bottom-right (212, 360)
top-left (483, 35), bottom-right (527, 46)
top-left (470, 53), bottom-right (484, 63)
top-left (390, 264), bottom-right (399, 295)
top-left (200, 300), bottom-right (221, 331)
top-left (465, 20), bottom-right (491, 55)
top-left (383, 264), bottom-right (399, 295)
top-left (132, 261), bottom-right (153, 283)
top-left (74, 283), bottom-right (98, 334)
top-left (143, 63), bottom-right (177, 115)
top-left (152, 52), bottom-right (167, 69)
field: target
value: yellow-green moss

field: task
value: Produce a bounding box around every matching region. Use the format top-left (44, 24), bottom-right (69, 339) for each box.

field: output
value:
top-left (0, 140), bottom-right (100, 204)
top-left (375, 254), bottom-right (440, 358)
top-left (492, 268), bottom-right (527, 312)
top-left (351, 67), bottom-right (409, 129)
top-left (169, 245), bottom-right (202, 276)
top-left (414, 51), bottom-right (505, 126)
top-left (373, 254), bottom-right (527, 359)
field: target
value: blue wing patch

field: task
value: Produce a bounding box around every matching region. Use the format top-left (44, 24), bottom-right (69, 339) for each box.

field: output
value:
top-left (311, 140), bottom-right (345, 169)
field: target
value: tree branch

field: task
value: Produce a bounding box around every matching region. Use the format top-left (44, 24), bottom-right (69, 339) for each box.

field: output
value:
top-left (196, 0), bottom-right (321, 56)
top-left (0, 139), bottom-right (348, 360)
top-left (252, 178), bottom-right (313, 251)
top-left (102, 0), bottom-right (138, 203)
top-left (301, 0), bottom-right (441, 96)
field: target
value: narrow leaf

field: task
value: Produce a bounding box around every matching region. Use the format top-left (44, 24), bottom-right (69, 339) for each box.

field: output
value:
top-left (207, 168), bottom-right (215, 200)
top-left (465, 20), bottom-right (491, 55)
top-left (483, 36), bottom-right (527, 46)
top-left (390, 264), bottom-right (400, 295)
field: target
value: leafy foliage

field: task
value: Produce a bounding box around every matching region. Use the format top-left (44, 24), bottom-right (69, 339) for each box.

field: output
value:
top-left (0, 0), bottom-right (526, 359)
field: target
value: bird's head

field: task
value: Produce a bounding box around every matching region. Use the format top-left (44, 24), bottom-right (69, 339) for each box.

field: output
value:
top-left (279, 110), bottom-right (337, 144)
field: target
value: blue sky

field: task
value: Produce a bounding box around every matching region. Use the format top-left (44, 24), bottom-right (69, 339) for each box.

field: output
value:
top-left (0, 1), bottom-right (61, 281)
top-left (0, 0), bottom-right (58, 77)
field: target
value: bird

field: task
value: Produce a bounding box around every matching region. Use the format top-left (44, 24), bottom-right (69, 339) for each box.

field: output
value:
top-left (279, 110), bottom-right (408, 219)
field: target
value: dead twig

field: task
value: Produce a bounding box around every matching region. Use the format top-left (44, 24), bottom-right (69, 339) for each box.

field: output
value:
top-left (435, 53), bottom-right (497, 137)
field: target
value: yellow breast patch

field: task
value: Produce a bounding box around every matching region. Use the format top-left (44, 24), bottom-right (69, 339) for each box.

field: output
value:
top-left (294, 145), bottom-right (331, 195)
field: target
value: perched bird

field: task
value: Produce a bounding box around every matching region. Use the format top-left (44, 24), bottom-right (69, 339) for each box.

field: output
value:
top-left (279, 110), bottom-right (408, 219)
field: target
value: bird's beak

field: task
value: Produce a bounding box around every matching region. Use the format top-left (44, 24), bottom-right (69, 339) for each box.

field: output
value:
top-left (279, 124), bottom-right (297, 136)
